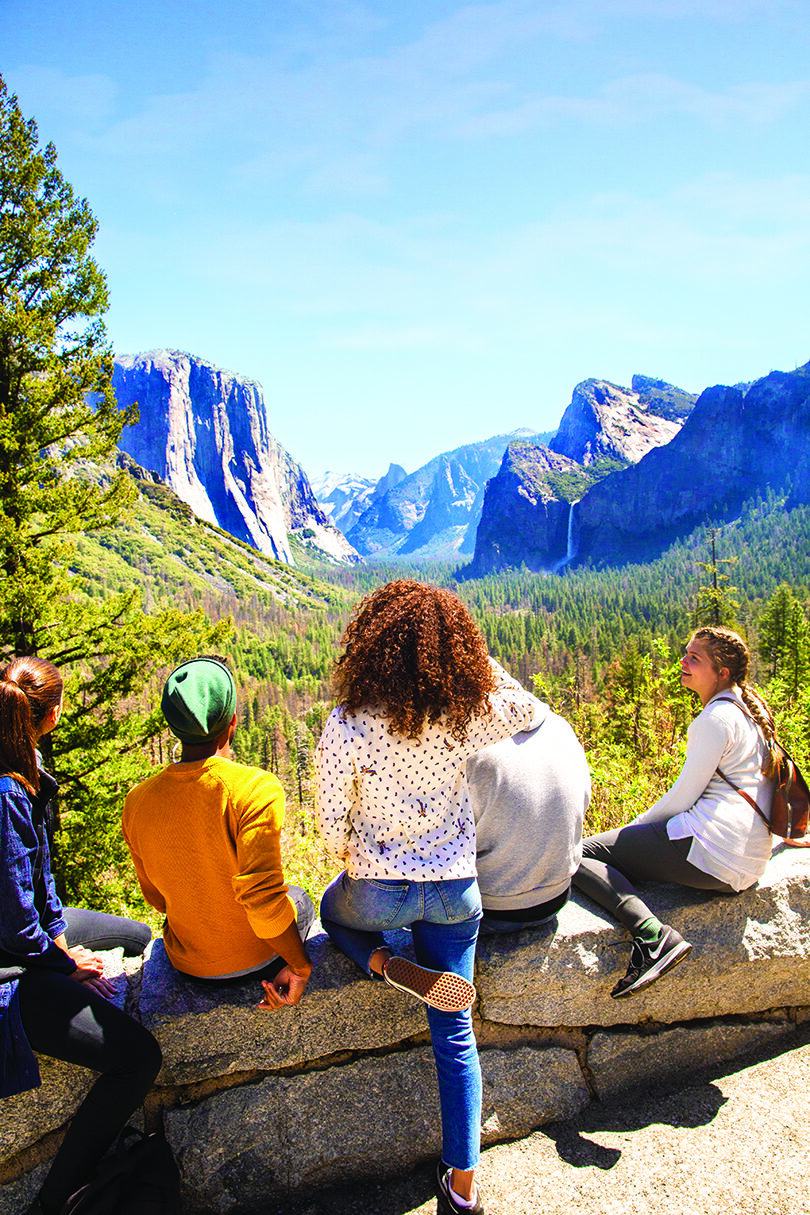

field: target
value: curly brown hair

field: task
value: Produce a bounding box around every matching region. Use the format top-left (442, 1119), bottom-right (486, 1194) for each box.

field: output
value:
top-left (692, 625), bottom-right (779, 776)
top-left (334, 580), bottom-right (495, 742)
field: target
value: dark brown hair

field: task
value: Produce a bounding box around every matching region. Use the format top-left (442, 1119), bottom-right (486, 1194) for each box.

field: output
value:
top-left (0, 657), bottom-right (63, 794)
top-left (692, 626), bottom-right (778, 776)
top-left (334, 580), bottom-right (495, 742)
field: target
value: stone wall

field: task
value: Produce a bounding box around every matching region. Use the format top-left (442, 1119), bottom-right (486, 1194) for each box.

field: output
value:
top-left (3, 848), bottom-right (810, 1213)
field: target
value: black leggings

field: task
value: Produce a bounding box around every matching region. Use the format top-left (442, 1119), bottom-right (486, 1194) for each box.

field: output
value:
top-left (63, 907), bottom-right (152, 957)
top-left (17, 969), bottom-right (162, 1214)
top-left (572, 817), bottom-right (735, 935)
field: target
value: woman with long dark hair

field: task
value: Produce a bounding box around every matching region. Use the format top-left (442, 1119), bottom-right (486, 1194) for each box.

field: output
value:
top-left (316, 581), bottom-right (540, 1215)
top-left (7, 656), bottom-right (153, 960)
top-left (573, 626), bottom-right (778, 999)
top-left (0, 657), bottom-right (161, 1215)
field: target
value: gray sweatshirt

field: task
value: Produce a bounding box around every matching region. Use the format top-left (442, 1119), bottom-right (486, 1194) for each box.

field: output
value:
top-left (466, 701), bottom-right (590, 910)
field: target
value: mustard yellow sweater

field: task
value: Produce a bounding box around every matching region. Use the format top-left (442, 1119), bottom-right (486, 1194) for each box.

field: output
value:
top-left (122, 756), bottom-right (295, 977)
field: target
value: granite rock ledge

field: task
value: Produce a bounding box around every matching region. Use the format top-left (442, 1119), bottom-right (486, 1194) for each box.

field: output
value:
top-left (2, 848), bottom-right (809, 1213)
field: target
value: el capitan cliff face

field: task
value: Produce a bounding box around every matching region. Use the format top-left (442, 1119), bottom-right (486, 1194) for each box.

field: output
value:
top-left (113, 350), bottom-right (358, 565)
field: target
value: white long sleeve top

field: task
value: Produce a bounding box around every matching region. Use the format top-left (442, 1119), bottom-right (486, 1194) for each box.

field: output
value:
top-left (637, 687), bottom-right (774, 891)
top-left (315, 660), bottom-right (541, 881)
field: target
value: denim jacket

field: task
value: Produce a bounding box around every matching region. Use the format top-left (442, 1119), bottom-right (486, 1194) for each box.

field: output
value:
top-left (0, 773), bottom-right (74, 1096)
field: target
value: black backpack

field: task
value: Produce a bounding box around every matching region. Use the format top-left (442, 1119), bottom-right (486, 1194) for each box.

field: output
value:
top-left (60, 1127), bottom-right (181, 1215)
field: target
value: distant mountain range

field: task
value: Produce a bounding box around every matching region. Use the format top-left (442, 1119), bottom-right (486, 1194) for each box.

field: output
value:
top-left (108, 349), bottom-right (809, 577)
top-left (341, 430), bottom-right (555, 561)
top-left (314, 373), bottom-right (695, 563)
top-left (311, 464), bottom-right (407, 535)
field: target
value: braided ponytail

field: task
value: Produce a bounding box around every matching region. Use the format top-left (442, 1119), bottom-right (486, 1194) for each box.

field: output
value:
top-left (693, 626), bottom-right (779, 777)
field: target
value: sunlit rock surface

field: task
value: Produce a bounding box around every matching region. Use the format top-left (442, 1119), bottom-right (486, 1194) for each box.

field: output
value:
top-left (113, 351), bottom-right (359, 566)
top-left (3, 848), bottom-right (808, 1213)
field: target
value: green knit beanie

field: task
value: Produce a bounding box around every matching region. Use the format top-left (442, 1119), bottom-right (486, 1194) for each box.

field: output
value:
top-left (161, 658), bottom-right (237, 744)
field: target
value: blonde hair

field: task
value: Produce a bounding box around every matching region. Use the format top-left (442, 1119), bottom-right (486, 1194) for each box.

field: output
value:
top-left (692, 626), bottom-right (779, 777)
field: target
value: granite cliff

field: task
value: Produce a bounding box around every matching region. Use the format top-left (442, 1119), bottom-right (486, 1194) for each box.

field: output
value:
top-left (470, 444), bottom-right (589, 573)
top-left (550, 375), bottom-right (696, 464)
top-left (470, 362), bottom-right (810, 572)
top-left (346, 430), bottom-right (551, 561)
top-left (573, 362), bottom-right (810, 565)
top-left (113, 351), bottom-right (358, 566)
top-left (469, 374), bottom-right (695, 573)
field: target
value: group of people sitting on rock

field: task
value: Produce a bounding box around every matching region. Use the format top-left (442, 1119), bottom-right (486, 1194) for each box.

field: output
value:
top-left (1, 579), bottom-right (784, 1215)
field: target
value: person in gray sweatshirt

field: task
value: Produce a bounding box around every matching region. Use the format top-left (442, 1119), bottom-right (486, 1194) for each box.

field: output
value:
top-left (466, 700), bottom-right (590, 933)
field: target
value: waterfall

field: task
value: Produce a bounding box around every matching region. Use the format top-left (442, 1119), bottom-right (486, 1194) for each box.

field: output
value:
top-left (554, 499), bottom-right (579, 572)
top-left (566, 498), bottom-right (579, 564)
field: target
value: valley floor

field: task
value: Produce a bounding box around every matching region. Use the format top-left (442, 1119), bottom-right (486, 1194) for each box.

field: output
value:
top-left (276, 1024), bottom-right (810, 1215)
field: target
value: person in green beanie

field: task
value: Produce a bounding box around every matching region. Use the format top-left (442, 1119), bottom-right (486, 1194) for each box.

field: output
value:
top-left (123, 657), bottom-right (314, 1009)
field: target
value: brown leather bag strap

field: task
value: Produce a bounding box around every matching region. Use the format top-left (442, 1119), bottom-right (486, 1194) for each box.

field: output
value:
top-left (715, 767), bottom-right (772, 834)
top-left (711, 696), bottom-right (773, 834)
top-left (713, 695), bottom-right (757, 725)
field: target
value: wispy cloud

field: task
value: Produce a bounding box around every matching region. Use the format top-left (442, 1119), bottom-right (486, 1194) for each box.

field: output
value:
top-left (11, 1), bottom-right (807, 202)
top-left (7, 65), bottom-right (118, 128)
top-left (457, 75), bottom-right (810, 137)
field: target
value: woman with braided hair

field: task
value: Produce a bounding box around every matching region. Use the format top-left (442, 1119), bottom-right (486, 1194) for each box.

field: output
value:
top-left (573, 626), bottom-right (778, 999)
top-left (316, 580), bottom-right (540, 1215)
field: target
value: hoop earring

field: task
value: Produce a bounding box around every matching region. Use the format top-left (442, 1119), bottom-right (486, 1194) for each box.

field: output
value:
top-left (172, 741), bottom-right (182, 763)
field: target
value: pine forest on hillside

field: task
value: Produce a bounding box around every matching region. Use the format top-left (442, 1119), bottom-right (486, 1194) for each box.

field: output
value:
top-left (60, 472), bottom-right (810, 926)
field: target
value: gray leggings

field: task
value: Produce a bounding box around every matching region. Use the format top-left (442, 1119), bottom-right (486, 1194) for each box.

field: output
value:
top-left (572, 812), bottom-right (735, 935)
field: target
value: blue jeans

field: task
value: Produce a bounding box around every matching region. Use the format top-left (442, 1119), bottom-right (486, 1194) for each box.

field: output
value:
top-left (320, 873), bottom-right (483, 1171)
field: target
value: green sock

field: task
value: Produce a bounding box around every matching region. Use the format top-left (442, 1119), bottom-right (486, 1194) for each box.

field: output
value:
top-left (635, 916), bottom-right (664, 944)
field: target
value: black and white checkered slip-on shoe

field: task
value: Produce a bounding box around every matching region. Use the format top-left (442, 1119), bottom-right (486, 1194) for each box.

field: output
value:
top-left (382, 956), bottom-right (476, 1012)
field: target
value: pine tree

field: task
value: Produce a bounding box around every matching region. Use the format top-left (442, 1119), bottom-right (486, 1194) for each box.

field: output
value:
top-left (0, 76), bottom-right (137, 658)
top-left (693, 528), bottom-right (739, 627)
top-left (0, 79), bottom-right (231, 907)
top-left (759, 583), bottom-right (809, 698)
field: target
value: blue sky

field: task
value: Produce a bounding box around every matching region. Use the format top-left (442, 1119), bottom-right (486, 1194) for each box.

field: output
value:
top-left (4, 0), bottom-right (810, 479)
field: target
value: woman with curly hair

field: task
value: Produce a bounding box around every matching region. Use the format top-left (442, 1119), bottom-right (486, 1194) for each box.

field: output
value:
top-left (573, 626), bottom-right (779, 1000)
top-left (316, 580), bottom-right (539, 1215)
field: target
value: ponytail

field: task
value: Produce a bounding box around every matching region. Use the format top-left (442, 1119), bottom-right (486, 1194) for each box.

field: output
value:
top-left (740, 684), bottom-right (780, 779)
top-left (0, 676), bottom-right (39, 795)
top-left (0, 657), bottom-right (63, 795)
